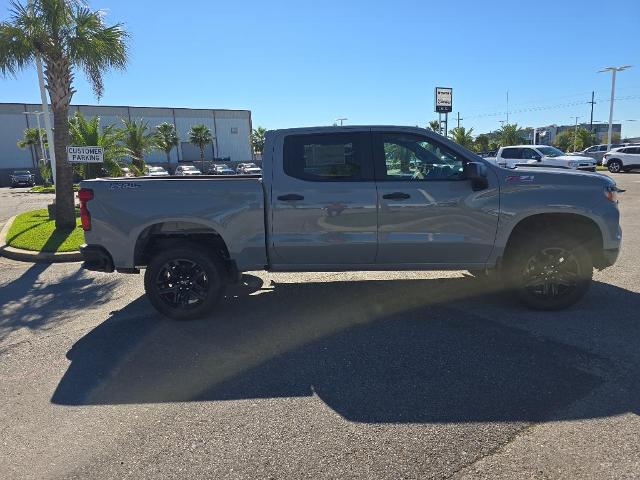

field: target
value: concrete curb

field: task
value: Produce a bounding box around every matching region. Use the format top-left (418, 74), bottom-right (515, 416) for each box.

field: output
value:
top-left (0, 215), bottom-right (83, 263)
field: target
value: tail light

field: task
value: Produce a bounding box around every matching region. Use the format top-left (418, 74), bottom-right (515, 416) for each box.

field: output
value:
top-left (78, 188), bottom-right (94, 231)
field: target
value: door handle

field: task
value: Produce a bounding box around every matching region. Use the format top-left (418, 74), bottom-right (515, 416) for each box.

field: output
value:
top-left (382, 192), bottom-right (411, 200)
top-left (277, 193), bottom-right (304, 201)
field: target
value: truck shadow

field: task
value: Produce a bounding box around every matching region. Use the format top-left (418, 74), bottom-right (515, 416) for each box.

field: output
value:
top-left (51, 275), bottom-right (640, 424)
top-left (0, 262), bottom-right (118, 342)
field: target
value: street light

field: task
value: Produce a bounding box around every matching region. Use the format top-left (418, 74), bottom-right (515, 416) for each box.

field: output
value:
top-left (598, 65), bottom-right (632, 152)
top-left (570, 116), bottom-right (580, 152)
top-left (23, 111), bottom-right (47, 165)
top-left (28, 0), bottom-right (56, 185)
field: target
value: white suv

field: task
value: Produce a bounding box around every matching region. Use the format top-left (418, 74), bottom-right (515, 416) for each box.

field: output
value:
top-left (603, 146), bottom-right (640, 173)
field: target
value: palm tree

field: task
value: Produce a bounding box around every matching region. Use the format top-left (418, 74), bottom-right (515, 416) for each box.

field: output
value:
top-left (496, 123), bottom-right (525, 146)
top-left (155, 122), bottom-right (179, 165)
top-left (427, 120), bottom-right (441, 133)
top-left (474, 133), bottom-right (490, 153)
top-left (449, 126), bottom-right (475, 149)
top-left (188, 124), bottom-right (213, 171)
top-left (250, 126), bottom-right (266, 155)
top-left (121, 118), bottom-right (155, 174)
top-left (17, 127), bottom-right (47, 170)
top-left (0, 0), bottom-right (129, 228)
top-left (69, 112), bottom-right (126, 178)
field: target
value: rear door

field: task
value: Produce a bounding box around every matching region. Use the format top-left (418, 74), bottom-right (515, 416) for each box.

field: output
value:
top-left (270, 131), bottom-right (378, 267)
top-left (372, 130), bottom-right (499, 266)
top-left (500, 147), bottom-right (522, 167)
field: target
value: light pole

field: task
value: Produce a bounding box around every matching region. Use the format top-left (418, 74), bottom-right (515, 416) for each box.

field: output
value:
top-left (570, 116), bottom-right (580, 152)
top-left (335, 118), bottom-right (347, 126)
top-left (598, 65), bottom-right (632, 152)
top-left (23, 111), bottom-right (46, 165)
top-left (28, 0), bottom-right (56, 185)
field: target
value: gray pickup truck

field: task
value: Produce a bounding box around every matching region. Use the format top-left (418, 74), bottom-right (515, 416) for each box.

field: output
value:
top-left (80, 126), bottom-right (622, 319)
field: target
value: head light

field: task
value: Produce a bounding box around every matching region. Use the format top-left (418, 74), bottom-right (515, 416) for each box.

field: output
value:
top-left (568, 161), bottom-right (579, 168)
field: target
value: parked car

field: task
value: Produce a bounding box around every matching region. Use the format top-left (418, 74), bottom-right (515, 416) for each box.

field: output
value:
top-left (486, 145), bottom-right (596, 171)
top-left (574, 144), bottom-right (625, 165)
top-left (10, 170), bottom-right (36, 187)
top-left (602, 146), bottom-right (640, 173)
top-left (145, 166), bottom-right (170, 177)
top-left (80, 126), bottom-right (621, 320)
top-left (207, 164), bottom-right (236, 175)
top-left (174, 165), bottom-right (202, 176)
top-left (120, 167), bottom-right (134, 178)
top-left (236, 162), bottom-right (262, 175)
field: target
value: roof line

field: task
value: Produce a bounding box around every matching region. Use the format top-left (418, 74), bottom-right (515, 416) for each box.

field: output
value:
top-left (0, 102), bottom-right (250, 113)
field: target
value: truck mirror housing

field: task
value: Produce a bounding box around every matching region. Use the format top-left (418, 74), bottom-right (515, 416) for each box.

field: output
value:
top-left (464, 162), bottom-right (488, 191)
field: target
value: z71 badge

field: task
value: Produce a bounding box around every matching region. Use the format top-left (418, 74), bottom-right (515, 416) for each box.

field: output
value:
top-left (506, 175), bottom-right (535, 183)
top-left (109, 182), bottom-right (142, 190)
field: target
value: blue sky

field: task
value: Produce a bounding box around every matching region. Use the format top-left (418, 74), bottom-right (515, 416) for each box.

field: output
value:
top-left (2, 0), bottom-right (639, 137)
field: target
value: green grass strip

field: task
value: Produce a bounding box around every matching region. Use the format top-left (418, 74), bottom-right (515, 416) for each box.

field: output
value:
top-left (5, 209), bottom-right (84, 253)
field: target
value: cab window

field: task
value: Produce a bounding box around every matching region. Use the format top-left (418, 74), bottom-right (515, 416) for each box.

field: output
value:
top-left (283, 133), bottom-right (372, 181)
top-left (375, 133), bottom-right (465, 180)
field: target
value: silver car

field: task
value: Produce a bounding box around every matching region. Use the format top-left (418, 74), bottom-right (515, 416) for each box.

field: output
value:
top-left (576, 144), bottom-right (625, 164)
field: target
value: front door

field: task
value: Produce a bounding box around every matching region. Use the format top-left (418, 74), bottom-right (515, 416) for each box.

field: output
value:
top-left (373, 131), bottom-right (500, 266)
top-left (270, 131), bottom-right (378, 267)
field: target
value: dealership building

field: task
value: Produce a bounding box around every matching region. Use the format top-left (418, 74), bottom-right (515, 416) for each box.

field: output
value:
top-left (0, 102), bottom-right (253, 186)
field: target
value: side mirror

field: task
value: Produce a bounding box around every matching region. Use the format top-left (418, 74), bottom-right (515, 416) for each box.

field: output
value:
top-left (464, 162), bottom-right (488, 191)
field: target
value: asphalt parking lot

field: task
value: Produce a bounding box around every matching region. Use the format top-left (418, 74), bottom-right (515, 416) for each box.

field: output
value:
top-left (1, 174), bottom-right (639, 480)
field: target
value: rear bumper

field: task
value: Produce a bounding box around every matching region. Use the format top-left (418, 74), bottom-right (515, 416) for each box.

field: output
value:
top-left (80, 244), bottom-right (114, 272)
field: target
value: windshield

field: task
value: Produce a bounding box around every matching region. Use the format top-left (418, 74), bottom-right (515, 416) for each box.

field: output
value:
top-left (183, 166), bottom-right (197, 171)
top-left (536, 146), bottom-right (565, 157)
top-left (148, 167), bottom-right (164, 172)
top-left (14, 171), bottom-right (30, 175)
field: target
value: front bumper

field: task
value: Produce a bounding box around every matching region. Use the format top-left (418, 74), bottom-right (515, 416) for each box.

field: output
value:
top-left (80, 244), bottom-right (114, 272)
top-left (600, 247), bottom-right (620, 268)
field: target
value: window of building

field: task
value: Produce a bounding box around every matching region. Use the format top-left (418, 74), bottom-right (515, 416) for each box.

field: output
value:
top-left (231, 127), bottom-right (238, 134)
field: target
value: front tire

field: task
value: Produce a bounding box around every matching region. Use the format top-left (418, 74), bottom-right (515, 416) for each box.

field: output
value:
top-left (144, 243), bottom-right (225, 320)
top-left (607, 159), bottom-right (623, 173)
top-left (504, 233), bottom-right (593, 310)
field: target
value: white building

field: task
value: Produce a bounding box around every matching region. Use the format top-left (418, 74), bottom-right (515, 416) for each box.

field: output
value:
top-left (0, 102), bottom-right (253, 186)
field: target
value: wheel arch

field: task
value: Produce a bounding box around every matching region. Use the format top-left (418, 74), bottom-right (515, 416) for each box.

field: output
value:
top-left (133, 220), bottom-right (231, 268)
top-left (503, 213), bottom-right (605, 268)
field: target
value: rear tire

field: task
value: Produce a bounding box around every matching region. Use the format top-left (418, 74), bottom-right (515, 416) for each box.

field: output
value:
top-left (504, 232), bottom-right (592, 310)
top-left (144, 243), bottom-right (225, 320)
top-left (607, 159), bottom-right (623, 173)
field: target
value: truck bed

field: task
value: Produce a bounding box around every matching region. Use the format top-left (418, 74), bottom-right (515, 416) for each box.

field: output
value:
top-left (80, 176), bottom-right (267, 271)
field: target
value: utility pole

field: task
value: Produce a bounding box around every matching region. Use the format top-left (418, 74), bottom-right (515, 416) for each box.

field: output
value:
top-left (588, 91), bottom-right (596, 132)
top-left (599, 65), bottom-right (632, 151)
top-left (335, 118), bottom-right (347, 126)
top-left (456, 112), bottom-right (463, 129)
top-left (571, 116), bottom-right (580, 152)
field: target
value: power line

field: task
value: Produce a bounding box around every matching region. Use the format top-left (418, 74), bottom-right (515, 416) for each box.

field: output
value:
top-left (462, 95), bottom-right (640, 120)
